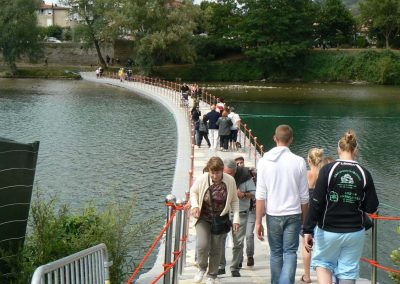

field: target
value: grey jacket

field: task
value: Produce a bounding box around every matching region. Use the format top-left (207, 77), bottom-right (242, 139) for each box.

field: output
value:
top-left (216, 117), bottom-right (232, 136)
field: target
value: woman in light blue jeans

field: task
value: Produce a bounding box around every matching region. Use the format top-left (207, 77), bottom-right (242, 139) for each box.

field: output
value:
top-left (303, 130), bottom-right (379, 283)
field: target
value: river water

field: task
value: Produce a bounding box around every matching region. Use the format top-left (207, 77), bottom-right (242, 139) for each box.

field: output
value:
top-left (206, 82), bottom-right (400, 283)
top-left (1, 79), bottom-right (398, 282)
top-left (0, 78), bottom-right (177, 274)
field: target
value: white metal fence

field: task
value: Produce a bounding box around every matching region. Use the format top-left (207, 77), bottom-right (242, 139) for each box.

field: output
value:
top-left (31, 243), bottom-right (112, 284)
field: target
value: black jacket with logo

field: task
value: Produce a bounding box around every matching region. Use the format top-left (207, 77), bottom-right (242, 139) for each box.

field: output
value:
top-left (303, 160), bottom-right (379, 234)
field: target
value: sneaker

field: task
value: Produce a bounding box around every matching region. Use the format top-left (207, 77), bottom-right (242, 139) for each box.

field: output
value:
top-left (247, 256), bottom-right (254, 266)
top-left (206, 277), bottom-right (217, 284)
top-left (217, 268), bottom-right (225, 275)
top-left (231, 270), bottom-right (241, 277)
top-left (194, 270), bottom-right (206, 283)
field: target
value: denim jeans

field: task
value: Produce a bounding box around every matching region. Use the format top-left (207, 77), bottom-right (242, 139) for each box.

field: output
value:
top-left (267, 214), bottom-right (301, 284)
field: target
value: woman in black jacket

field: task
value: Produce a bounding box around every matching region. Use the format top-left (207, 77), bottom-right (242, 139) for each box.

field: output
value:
top-left (303, 130), bottom-right (379, 284)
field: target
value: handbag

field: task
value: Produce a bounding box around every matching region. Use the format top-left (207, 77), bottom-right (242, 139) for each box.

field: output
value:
top-left (207, 176), bottom-right (232, 235)
top-left (363, 212), bottom-right (373, 231)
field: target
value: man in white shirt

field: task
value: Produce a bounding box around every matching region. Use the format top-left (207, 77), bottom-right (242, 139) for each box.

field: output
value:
top-left (228, 107), bottom-right (241, 151)
top-left (255, 124), bottom-right (309, 284)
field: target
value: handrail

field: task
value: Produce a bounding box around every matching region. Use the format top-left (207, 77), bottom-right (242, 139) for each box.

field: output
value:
top-left (31, 243), bottom-right (111, 284)
top-left (101, 71), bottom-right (400, 284)
top-left (360, 213), bottom-right (400, 282)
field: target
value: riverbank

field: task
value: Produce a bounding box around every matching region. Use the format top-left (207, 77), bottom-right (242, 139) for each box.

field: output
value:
top-left (2, 49), bottom-right (400, 85)
top-left (153, 49), bottom-right (400, 85)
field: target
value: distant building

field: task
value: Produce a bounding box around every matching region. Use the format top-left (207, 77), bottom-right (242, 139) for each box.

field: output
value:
top-left (37, 1), bottom-right (74, 28)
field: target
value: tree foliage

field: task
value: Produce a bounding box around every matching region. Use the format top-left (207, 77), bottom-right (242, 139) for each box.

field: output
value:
top-left (314, 0), bottom-right (356, 47)
top-left (120, 0), bottom-right (199, 74)
top-left (61, 0), bottom-right (123, 68)
top-left (360, 0), bottom-right (400, 48)
top-left (238, 0), bottom-right (315, 76)
top-left (0, 0), bottom-right (42, 74)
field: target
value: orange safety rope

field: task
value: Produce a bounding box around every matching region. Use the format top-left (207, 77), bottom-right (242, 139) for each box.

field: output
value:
top-left (151, 222), bottom-right (189, 284)
top-left (361, 258), bottom-right (400, 274)
top-left (126, 206), bottom-right (178, 284)
top-left (368, 213), bottom-right (400, 221)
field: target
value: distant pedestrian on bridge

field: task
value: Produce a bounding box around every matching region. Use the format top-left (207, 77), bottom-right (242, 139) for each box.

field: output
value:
top-left (190, 156), bottom-right (239, 284)
top-left (256, 124), bottom-right (309, 284)
top-left (303, 130), bottom-right (379, 284)
top-left (203, 105), bottom-right (220, 150)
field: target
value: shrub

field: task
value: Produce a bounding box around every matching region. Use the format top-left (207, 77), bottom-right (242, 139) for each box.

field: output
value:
top-left (0, 189), bottom-right (161, 283)
top-left (390, 226), bottom-right (400, 283)
top-left (46, 25), bottom-right (63, 40)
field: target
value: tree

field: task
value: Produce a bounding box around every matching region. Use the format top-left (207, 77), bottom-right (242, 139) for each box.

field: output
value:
top-left (314, 0), bottom-right (356, 48)
top-left (360, 0), bottom-right (400, 48)
top-left (61, 0), bottom-right (123, 68)
top-left (238, 0), bottom-right (316, 76)
top-left (0, 0), bottom-right (42, 74)
top-left (121, 0), bottom-right (199, 73)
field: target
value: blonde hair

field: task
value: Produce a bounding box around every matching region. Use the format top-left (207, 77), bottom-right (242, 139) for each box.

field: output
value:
top-left (221, 110), bottom-right (228, 117)
top-left (338, 129), bottom-right (358, 153)
top-left (206, 156), bottom-right (224, 172)
top-left (275, 125), bottom-right (293, 144)
top-left (308, 148), bottom-right (324, 167)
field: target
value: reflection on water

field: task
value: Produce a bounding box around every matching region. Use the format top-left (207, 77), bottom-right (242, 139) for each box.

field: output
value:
top-left (208, 82), bottom-right (400, 283)
top-left (0, 79), bottom-right (177, 273)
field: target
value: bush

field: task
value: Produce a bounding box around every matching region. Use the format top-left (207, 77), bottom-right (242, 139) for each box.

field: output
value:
top-left (46, 25), bottom-right (63, 40)
top-left (390, 226), bottom-right (400, 283)
top-left (192, 36), bottom-right (242, 61)
top-left (0, 189), bottom-right (161, 283)
top-left (356, 36), bottom-right (369, 48)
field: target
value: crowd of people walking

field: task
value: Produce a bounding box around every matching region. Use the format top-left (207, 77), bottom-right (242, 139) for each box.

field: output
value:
top-left (190, 122), bottom-right (379, 284)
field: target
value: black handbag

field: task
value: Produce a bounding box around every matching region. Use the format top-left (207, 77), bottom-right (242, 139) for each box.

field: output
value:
top-left (207, 176), bottom-right (232, 235)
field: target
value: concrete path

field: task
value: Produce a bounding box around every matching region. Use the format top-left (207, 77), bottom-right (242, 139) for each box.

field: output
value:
top-left (81, 73), bottom-right (371, 284)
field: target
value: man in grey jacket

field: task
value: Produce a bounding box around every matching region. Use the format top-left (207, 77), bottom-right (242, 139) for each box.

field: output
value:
top-left (219, 158), bottom-right (256, 277)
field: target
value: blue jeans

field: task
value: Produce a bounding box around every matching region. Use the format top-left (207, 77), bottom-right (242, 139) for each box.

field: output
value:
top-left (267, 214), bottom-right (301, 284)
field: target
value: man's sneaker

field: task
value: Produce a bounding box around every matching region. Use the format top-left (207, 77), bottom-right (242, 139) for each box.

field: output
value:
top-left (194, 270), bottom-right (206, 283)
top-left (206, 277), bottom-right (217, 284)
top-left (231, 270), bottom-right (241, 277)
top-left (217, 267), bottom-right (225, 275)
top-left (247, 256), bottom-right (254, 266)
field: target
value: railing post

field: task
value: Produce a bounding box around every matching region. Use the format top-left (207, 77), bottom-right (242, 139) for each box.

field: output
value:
top-left (371, 213), bottom-right (378, 284)
top-left (248, 129), bottom-right (252, 159)
top-left (164, 194), bottom-right (176, 284)
top-left (180, 189), bottom-right (190, 275)
top-left (243, 125), bottom-right (247, 151)
top-left (254, 137), bottom-right (258, 167)
top-left (172, 199), bottom-right (183, 284)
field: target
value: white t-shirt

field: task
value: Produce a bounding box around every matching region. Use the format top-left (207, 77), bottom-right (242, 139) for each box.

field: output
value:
top-left (228, 112), bottom-right (240, 130)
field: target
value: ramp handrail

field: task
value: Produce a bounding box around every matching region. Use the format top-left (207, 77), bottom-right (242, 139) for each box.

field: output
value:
top-left (31, 243), bottom-right (112, 284)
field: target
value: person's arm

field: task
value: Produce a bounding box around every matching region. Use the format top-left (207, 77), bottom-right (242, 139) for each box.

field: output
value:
top-left (255, 161), bottom-right (267, 240)
top-left (362, 170), bottom-right (379, 214)
top-left (190, 178), bottom-right (201, 218)
top-left (303, 167), bottom-right (328, 234)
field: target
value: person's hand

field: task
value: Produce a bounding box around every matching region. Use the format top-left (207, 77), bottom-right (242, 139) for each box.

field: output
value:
top-left (237, 189), bottom-right (245, 199)
top-left (256, 223), bottom-right (264, 241)
top-left (233, 223), bottom-right (239, 232)
top-left (304, 234), bottom-right (314, 253)
top-left (191, 207), bottom-right (200, 218)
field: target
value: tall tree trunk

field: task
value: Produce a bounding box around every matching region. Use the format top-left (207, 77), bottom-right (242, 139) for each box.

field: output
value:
top-left (385, 36), bottom-right (390, 49)
top-left (93, 39), bottom-right (106, 69)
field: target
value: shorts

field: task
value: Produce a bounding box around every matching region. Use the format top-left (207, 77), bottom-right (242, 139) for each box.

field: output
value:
top-left (311, 227), bottom-right (365, 280)
top-left (230, 129), bottom-right (238, 142)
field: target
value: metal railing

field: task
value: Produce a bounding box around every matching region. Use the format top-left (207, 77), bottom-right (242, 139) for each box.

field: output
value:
top-left (31, 243), bottom-right (112, 284)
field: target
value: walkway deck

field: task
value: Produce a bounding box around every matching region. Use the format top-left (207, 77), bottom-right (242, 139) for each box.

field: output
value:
top-left (81, 73), bottom-right (371, 284)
